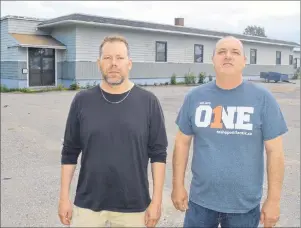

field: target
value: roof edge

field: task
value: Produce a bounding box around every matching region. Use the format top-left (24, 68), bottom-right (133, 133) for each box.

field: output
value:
top-left (1, 15), bottom-right (46, 22)
top-left (37, 20), bottom-right (299, 47)
top-left (49, 13), bottom-right (299, 45)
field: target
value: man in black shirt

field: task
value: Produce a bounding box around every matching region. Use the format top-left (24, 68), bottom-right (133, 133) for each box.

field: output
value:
top-left (58, 35), bottom-right (168, 227)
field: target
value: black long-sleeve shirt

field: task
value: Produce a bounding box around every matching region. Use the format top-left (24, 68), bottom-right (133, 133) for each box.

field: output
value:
top-left (61, 85), bottom-right (168, 212)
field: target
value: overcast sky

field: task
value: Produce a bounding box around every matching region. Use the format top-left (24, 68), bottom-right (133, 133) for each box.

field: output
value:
top-left (1, 1), bottom-right (300, 43)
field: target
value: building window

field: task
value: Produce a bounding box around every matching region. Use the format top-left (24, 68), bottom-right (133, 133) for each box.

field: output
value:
top-left (250, 49), bottom-right (257, 64)
top-left (156, 41), bottom-right (167, 62)
top-left (294, 58), bottom-right (298, 69)
top-left (276, 51), bottom-right (281, 65)
top-left (194, 44), bottom-right (203, 63)
top-left (289, 55), bottom-right (293, 65)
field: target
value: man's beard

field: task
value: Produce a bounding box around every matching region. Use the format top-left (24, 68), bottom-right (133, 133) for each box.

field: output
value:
top-left (103, 74), bottom-right (125, 86)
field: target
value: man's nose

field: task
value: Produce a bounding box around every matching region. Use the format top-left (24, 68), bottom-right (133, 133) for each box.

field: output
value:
top-left (225, 51), bottom-right (232, 59)
top-left (111, 57), bottom-right (117, 65)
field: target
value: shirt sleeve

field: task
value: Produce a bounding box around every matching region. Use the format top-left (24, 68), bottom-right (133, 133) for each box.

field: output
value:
top-left (175, 93), bottom-right (194, 135)
top-left (148, 95), bottom-right (168, 163)
top-left (261, 90), bottom-right (288, 141)
top-left (61, 93), bottom-right (82, 164)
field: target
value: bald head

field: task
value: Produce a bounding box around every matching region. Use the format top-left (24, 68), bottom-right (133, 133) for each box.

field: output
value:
top-left (212, 36), bottom-right (247, 78)
top-left (213, 36), bottom-right (245, 57)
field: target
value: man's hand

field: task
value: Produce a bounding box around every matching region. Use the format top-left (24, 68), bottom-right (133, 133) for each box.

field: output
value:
top-left (171, 185), bottom-right (189, 212)
top-left (59, 165), bottom-right (76, 225)
top-left (58, 199), bottom-right (73, 225)
top-left (260, 199), bottom-right (280, 227)
top-left (144, 201), bottom-right (161, 227)
top-left (171, 130), bottom-right (191, 212)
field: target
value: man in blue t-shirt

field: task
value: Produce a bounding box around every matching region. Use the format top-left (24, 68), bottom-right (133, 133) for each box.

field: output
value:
top-left (171, 36), bottom-right (288, 228)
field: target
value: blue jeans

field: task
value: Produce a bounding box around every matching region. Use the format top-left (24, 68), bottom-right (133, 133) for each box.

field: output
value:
top-left (184, 200), bottom-right (260, 228)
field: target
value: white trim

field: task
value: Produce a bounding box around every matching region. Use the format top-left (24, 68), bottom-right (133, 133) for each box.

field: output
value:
top-left (55, 49), bottom-right (58, 87)
top-left (7, 46), bottom-right (19, 49)
top-left (1, 59), bottom-right (27, 62)
top-left (37, 20), bottom-right (298, 47)
top-left (19, 44), bottom-right (66, 50)
top-left (72, 59), bottom-right (294, 66)
top-left (8, 44), bottom-right (66, 50)
top-left (26, 47), bottom-right (29, 88)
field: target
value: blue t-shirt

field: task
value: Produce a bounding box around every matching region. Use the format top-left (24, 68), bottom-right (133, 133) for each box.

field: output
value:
top-left (176, 80), bottom-right (288, 213)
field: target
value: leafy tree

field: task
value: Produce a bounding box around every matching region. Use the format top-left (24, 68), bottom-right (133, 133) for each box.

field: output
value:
top-left (243, 25), bottom-right (267, 37)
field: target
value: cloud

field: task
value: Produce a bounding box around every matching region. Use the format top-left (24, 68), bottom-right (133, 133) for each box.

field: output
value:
top-left (1, 1), bottom-right (300, 43)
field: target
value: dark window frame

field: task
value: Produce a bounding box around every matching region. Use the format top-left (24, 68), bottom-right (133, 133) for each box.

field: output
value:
top-left (194, 44), bottom-right (204, 63)
top-left (250, 49), bottom-right (257, 64)
top-left (155, 41), bottom-right (167, 62)
top-left (276, 51), bottom-right (281, 65)
top-left (289, 55), bottom-right (293, 65)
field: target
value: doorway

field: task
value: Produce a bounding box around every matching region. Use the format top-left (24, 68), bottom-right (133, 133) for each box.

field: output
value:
top-left (28, 48), bottom-right (55, 87)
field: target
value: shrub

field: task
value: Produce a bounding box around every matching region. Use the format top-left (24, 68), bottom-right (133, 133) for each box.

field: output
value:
top-left (184, 72), bottom-right (196, 84)
top-left (0, 86), bottom-right (30, 93)
top-left (57, 84), bottom-right (65, 91)
top-left (170, 73), bottom-right (177, 85)
top-left (198, 72), bottom-right (206, 84)
top-left (292, 67), bottom-right (300, 80)
top-left (0, 85), bottom-right (9, 92)
top-left (69, 82), bottom-right (80, 90)
top-left (19, 88), bottom-right (31, 93)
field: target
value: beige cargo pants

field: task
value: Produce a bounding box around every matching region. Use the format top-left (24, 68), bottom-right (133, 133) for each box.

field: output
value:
top-left (70, 205), bottom-right (146, 227)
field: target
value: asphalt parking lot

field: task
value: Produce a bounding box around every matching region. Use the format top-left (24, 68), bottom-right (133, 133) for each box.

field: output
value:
top-left (1, 81), bottom-right (300, 227)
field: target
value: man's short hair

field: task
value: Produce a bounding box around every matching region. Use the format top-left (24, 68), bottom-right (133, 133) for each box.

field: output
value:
top-left (99, 35), bottom-right (130, 57)
top-left (212, 36), bottom-right (245, 57)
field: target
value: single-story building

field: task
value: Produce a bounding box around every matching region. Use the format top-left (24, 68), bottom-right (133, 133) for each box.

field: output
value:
top-left (0, 13), bottom-right (300, 89)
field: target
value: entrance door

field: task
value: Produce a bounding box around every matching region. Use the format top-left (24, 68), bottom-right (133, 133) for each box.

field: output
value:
top-left (28, 48), bottom-right (55, 87)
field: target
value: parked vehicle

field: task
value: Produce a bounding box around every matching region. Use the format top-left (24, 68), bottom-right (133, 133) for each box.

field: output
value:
top-left (260, 72), bottom-right (289, 83)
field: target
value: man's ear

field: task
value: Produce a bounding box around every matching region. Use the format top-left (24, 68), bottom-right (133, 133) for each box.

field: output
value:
top-left (128, 58), bottom-right (133, 71)
top-left (96, 58), bottom-right (102, 72)
top-left (212, 55), bottom-right (215, 65)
